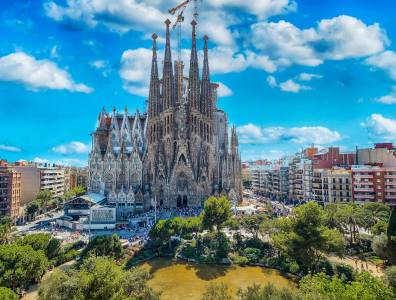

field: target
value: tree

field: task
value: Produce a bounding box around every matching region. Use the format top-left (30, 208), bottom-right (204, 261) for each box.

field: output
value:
top-left (384, 266), bottom-right (396, 294)
top-left (0, 244), bottom-right (48, 290)
top-left (39, 257), bottom-right (160, 300)
top-left (371, 219), bottom-right (388, 235)
top-left (182, 216), bottom-right (202, 236)
top-left (36, 190), bottom-right (53, 212)
top-left (201, 196), bottom-right (232, 231)
top-left (299, 272), bottom-right (394, 300)
top-left (239, 214), bottom-right (267, 238)
top-left (81, 234), bottom-right (123, 259)
top-left (0, 217), bottom-right (13, 245)
top-left (26, 200), bottom-right (40, 217)
top-left (271, 201), bottom-right (345, 272)
top-left (201, 283), bottom-right (232, 300)
top-left (17, 233), bottom-right (61, 259)
top-left (237, 283), bottom-right (299, 300)
top-left (0, 287), bottom-right (18, 300)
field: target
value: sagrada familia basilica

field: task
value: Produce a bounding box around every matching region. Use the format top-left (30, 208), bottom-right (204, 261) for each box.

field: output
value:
top-left (88, 19), bottom-right (242, 214)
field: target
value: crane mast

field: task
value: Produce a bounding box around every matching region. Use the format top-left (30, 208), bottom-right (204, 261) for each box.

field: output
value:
top-left (168, 0), bottom-right (199, 101)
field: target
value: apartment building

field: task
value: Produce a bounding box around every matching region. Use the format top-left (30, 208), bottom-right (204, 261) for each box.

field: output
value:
top-left (312, 147), bottom-right (355, 169)
top-left (352, 165), bottom-right (396, 206)
top-left (357, 143), bottom-right (396, 167)
top-left (11, 166), bottom-right (41, 206)
top-left (0, 169), bottom-right (21, 220)
top-left (251, 166), bottom-right (271, 196)
top-left (39, 167), bottom-right (65, 198)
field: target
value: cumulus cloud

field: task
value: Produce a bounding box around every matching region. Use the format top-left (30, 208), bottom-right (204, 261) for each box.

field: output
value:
top-left (0, 52), bottom-right (92, 93)
top-left (267, 75), bottom-right (312, 93)
top-left (250, 15), bottom-right (388, 68)
top-left (33, 157), bottom-right (86, 167)
top-left (237, 123), bottom-right (341, 145)
top-left (216, 82), bottom-right (233, 97)
top-left (362, 114), bottom-right (396, 139)
top-left (0, 144), bottom-right (21, 152)
top-left (279, 79), bottom-right (310, 93)
top-left (52, 141), bottom-right (90, 154)
top-left (266, 75), bottom-right (277, 87)
top-left (298, 72), bottom-right (322, 81)
top-left (44, 0), bottom-right (239, 46)
top-left (43, 0), bottom-right (296, 46)
top-left (89, 59), bottom-right (111, 77)
top-left (375, 86), bottom-right (396, 104)
top-left (33, 157), bottom-right (49, 164)
top-left (366, 50), bottom-right (396, 80)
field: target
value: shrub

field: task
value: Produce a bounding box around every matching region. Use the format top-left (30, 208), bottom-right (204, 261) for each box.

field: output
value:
top-left (243, 247), bottom-right (261, 263)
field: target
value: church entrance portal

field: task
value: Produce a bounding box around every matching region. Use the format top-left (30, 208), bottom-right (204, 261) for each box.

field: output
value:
top-left (177, 195), bottom-right (188, 207)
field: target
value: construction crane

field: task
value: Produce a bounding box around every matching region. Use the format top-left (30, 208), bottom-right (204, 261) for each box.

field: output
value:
top-left (168, 0), bottom-right (199, 100)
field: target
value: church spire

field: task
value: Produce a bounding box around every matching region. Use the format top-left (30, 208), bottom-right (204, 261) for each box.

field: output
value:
top-left (148, 33), bottom-right (160, 117)
top-left (162, 19), bottom-right (174, 111)
top-left (188, 20), bottom-right (200, 111)
top-left (200, 35), bottom-right (211, 117)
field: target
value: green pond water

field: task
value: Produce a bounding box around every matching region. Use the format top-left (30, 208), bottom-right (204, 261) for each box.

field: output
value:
top-left (140, 258), bottom-right (296, 300)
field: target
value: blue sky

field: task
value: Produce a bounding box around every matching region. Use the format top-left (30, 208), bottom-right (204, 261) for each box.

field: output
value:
top-left (1, 0), bottom-right (396, 166)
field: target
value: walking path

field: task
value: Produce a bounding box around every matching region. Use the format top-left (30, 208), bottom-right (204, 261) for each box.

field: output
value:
top-left (327, 255), bottom-right (383, 277)
top-left (21, 260), bottom-right (76, 300)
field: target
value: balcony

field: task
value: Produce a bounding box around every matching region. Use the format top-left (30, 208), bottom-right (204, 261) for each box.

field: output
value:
top-left (354, 187), bottom-right (374, 192)
top-left (385, 175), bottom-right (396, 179)
top-left (353, 174), bottom-right (373, 179)
top-left (354, 194), bottom-right (375, 199)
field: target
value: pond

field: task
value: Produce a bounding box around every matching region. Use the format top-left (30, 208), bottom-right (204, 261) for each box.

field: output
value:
top-left (140, 258), bottom-right (296, 300)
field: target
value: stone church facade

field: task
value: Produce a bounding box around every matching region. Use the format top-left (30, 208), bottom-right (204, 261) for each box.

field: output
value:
top-left (88, 20), bottom-right (242, 213)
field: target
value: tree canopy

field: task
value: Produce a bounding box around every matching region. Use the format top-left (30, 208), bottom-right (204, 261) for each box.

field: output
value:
top-left (271, 201), bottom-right (345, 272)
top-left (38, 257), bottom-right (159, 300)
top-left (0, 244), bottom-right (48, 290)
top-left (201, 196), bottom-right (232, 231)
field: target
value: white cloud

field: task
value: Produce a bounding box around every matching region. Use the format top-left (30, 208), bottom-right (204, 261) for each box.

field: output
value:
top-left (375, 87), bottom-right (396, 104)
top-left (50, 45), bottom-right (59, 58)
top-left (0, 52), bottom-right (92, 93)
top-left (298, 72), bottom-right (322, 81)
top-left (362, 114), bottom-right (396, 139)
top-left (33, 157), bottom-right (86, 167)
top-left (52, 141), bottom-right (90, 154)
top-left (237, 123), bottom-right (341, 145)
top-left (89, 60), bottom-right (107, 69)
top-left (250, 15), bottom-right (388, 68)
top-left (266, 75), bottom-right (277, 87)
top-left (119, 48), bottom-right (152, 97)
top-left (366, 50), bottom-right (396, 80)
top-left (208, 0), bottom-right (296, 19)
top-left (33, 157), bottom-right (49, 164)
top-left (44, 0), bottom-right (237, 46)
top-left (216, 82), bottom-right (233, 97)
top-left (0, 145), bottom-right (21, 152)
top-left (89, 59), bottom-right (111, 77)
top-left (279, 79), bottom-right (310, 93)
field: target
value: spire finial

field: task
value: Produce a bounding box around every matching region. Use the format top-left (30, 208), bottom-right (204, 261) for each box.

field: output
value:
top-left (112, 106), bottom-right (116, 113)
top-left (124, 107), bottom-right (128, 113)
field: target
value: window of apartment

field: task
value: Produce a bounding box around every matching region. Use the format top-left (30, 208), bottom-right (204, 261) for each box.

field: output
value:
top-left (377, 172), bottom-right (381, 176)
top-left (378, 185), bottom-right (382, 189)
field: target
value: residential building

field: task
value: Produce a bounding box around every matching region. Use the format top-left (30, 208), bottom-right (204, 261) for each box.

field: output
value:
top-left (357, 143), bottom-right (396, 167)
top-left (0, 169), bottom-right (21, 220)
top-left (39, 167), bottom-right (65, 198)
top-left (11, 166), bottom-right (41, 206)
top-left (312, 147), bottom-right (355, 169)
top-left (352, 165), bottom-right (396, 206)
